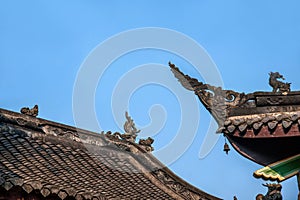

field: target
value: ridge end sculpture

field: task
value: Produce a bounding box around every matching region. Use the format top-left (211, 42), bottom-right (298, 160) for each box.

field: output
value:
top-left (256, 183), bottom-right (282, 200)
top-left (20, 105), bottom-right (39, 117)
top-left (269, 72), bottom-right (291, 93)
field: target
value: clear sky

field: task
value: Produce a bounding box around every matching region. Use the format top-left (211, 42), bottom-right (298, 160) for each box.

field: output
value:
top-left (1, 1), bottom-right (300, 199)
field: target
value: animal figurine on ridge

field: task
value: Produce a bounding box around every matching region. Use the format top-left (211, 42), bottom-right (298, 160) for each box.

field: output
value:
top-left (269, 72), bottom-right (291, 93)
top-left (20, 105), bottom-right (39, 117)
top-left (256, 183), bottom-right (282, 200)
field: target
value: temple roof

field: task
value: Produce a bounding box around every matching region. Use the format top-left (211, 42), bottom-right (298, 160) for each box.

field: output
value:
top-left (0, 108), bottom-right (220, 200)
top-left (169, 62), bottom-right (300, 137)
top-left (169, 62), bottom-right (300, 168)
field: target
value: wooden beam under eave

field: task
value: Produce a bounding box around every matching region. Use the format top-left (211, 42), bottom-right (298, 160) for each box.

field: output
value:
top-left (297, 172), bottom-right (300, 200)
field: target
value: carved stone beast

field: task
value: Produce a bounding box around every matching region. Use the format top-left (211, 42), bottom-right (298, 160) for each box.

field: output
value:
top-left (269, 72), bottom-right (291, 93)
top-left (256, 183), bottom-right (282, 200)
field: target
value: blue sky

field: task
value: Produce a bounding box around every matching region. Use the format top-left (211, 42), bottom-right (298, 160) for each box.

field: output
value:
top-left (1, 1), bottom-right (300, 199)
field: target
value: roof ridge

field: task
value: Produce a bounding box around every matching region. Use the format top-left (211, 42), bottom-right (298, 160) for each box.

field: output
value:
top-left (0, 108), bottom-right (154, 153)
top-left (0, 107), bottom-right (221, 200)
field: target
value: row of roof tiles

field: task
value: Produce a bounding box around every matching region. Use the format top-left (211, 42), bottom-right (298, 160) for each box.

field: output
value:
top-left (0, 108), bottom-right (220, 200)
top-left (220, 111), bottom-right (300, 135)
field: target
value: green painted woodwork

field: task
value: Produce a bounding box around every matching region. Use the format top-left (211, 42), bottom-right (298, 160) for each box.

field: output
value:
top-left (254, 154), bottom-right (300, 182)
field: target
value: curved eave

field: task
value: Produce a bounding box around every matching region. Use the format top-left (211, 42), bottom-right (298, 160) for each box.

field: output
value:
top-left (226, 130), bottom-right (300, 166)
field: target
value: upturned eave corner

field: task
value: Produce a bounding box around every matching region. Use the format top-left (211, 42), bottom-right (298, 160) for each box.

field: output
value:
top-left (169, 62), bottom-right (300, 129)
top-left (169, 61), bottom-right (300, 171)
top-left (169, 61), bottom-right (254, 127)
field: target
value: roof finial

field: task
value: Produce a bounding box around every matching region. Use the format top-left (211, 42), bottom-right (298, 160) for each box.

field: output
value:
top-left (122, 111), bottom-right (140, 142)
top-left (269, 72), bottom-right (291, 94)
top-left (256, 183), bottom-right (282, 200)
top-left (20, 105), bottom-right (39, 117)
